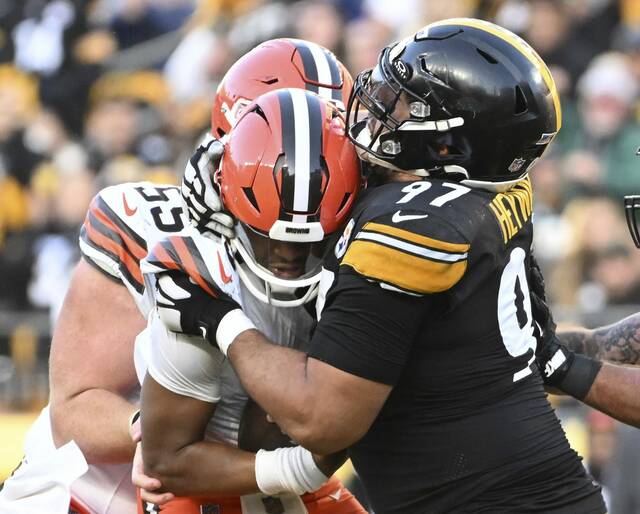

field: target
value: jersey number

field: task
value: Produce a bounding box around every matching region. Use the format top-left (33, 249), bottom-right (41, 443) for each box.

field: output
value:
top-left (135, 186), bottom-right (185, 232)
top-left (396, 181), bottom-right (470, 206)
top-left (498, 247), bottom-right (537, 382)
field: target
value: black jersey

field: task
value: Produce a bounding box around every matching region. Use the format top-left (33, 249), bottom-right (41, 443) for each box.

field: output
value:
top-left (309, 178), bottom-right (605, 514)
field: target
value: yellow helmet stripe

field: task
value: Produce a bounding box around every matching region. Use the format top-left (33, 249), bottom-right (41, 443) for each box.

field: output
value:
top-left (426, 18), bottom-right (562, 131)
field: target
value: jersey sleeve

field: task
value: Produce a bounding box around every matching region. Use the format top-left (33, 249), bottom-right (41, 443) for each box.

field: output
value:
top-left (79, 186), bottom-right (148, 293)
top-left (146, 311), bottom-right (224, 403)
top-left (340, 214), bottom-right (470, 295)
top-left (308, 267), bottom-right (433, 385)
top-left (141, 232), bottom-right (242, 305)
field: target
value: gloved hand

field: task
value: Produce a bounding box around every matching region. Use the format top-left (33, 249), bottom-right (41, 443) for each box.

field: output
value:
top-left (529, 255), bottom-right (601, 399)
top-left (181, 134), bottom-right (235, 239)
top-left (155, 270), bottom-right (254, 355)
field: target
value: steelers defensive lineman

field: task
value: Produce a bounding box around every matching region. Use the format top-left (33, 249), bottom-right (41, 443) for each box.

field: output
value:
top-left (151, 19), bottom-right (607, 514)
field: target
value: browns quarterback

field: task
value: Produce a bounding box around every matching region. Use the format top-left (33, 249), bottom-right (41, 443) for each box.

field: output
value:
top-left (0, 38), bottom-right (361, 514)
top-left (134, 87), bottom-right (366, 514)
top-left (153, 19), bottom-right (607, 514)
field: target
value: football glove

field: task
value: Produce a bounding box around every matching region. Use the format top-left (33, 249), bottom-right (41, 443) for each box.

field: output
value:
top-left (181, 134), bottom-right (235, 239)
top-left (529, 255), bottom-right (601, 399)
top-left (155, 270), bottom-right (244, 350)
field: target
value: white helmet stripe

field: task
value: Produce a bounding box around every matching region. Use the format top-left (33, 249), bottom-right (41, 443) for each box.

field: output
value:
top-left (289, 89), bottom-right (311, 220)
top-left (306, 42), bottom-right (334, 100)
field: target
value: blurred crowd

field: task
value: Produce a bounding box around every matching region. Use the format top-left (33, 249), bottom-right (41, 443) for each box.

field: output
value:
top-left (0, 0), bottom-right (640, 509)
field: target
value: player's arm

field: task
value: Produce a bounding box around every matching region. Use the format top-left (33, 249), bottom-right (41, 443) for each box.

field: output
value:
top-left (140, 313), bottom-right (337, 497)
top-left (140, 373), bottom-right (260, 497)
top-left (531, 281), bottom-right (640, 427)
top-left (227, 329), bottom-right (392, 455)
top-left (49, 258), bottom-right (144, 463)
top-left (556, 314), bottom-right (640, 364)
top-left (581, 362), bottom-right (640, 427)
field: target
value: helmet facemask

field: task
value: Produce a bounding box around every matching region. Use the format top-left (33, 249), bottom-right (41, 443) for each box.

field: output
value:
top-left (346, 49), bottom-right (468, 178)
top-left (229, 223), bottom-right (327, 307)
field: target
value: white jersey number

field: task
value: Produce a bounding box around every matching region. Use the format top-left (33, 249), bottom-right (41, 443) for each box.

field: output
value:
top-left (497, 247), bottom-right (537, 382)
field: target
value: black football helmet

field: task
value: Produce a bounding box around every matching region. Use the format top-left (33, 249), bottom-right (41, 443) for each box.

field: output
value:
top-left (346, 18), bottom-right (562, 190)
top-left (624, 148), bottom-right (640, 248)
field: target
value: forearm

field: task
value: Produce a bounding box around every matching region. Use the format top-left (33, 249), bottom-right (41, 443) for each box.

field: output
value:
top-left (583, 362), bottom-right (640, 428)
top-left (558, 312), bottom-right (640, 364)
top-left (50, 388), bottom-right (137, 463)
top-left (144, 440), bottom-right (258, 497)
top-left (227, 330), bottom-right (319, 448)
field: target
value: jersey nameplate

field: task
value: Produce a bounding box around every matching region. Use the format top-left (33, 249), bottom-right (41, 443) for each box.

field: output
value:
top-left (488, 179), bottom-right (533, 244)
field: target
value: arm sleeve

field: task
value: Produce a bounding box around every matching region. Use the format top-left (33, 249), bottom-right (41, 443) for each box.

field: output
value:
top-left (147, 311), bottom-right (225, 403)
top-left (308, 268), bottom-right (432, 385)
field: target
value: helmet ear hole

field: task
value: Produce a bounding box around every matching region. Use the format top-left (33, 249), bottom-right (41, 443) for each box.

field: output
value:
top-left (476, 48), bottom-right (498, 64)
top-left (514, 85), bottom-right (528, 115)
top-left (243, 187), bottom-right (260, 212)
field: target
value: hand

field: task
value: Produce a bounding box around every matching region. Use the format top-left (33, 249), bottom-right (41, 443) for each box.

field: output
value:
top-left (529, 289), bottom-right (575, 387)
top-left (529, 257), bottom-right (602, 399)
top-left (155, 270), bottom-right (241, 346)
top-left (182, 134), bottom-right (235, 239)
top-left (132, 442), bottom-right (174, 505)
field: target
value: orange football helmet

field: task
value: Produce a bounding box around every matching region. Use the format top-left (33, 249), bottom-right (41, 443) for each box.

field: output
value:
top-left (211, 38), bottom-right (353, 138)
top-left (219, 88), bottom-right (361, 306)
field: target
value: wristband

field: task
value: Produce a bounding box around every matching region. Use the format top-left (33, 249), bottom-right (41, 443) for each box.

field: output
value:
top-left (558, 354), bottom-right (603, 400)
top-left (216, 308), bottom-right (256, 356)
top-left (255, 446), bottom-right (328, 496)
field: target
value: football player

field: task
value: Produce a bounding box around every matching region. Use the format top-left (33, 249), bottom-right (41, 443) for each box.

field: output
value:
top-left (154, 19), bottom-right (607, 513)
top-left (0, 38), bottom-right (353, 514)
top-left (134, 88), bottom-right (365, 514)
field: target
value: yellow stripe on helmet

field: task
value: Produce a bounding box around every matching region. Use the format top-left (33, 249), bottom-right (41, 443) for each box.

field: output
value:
top-left (424, 18), bottom-right (562, 131)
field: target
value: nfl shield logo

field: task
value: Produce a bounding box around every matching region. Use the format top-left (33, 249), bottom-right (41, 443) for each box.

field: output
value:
top-left (508, 157), bottom-right (526, 172)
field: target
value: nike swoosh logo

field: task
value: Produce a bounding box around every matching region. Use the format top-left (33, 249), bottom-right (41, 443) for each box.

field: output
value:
top-left (391, 210), bottom-right (429, 223)
top-left (217, 251), bottom-right (232, 284)
top-left (122, 192), bottom-right (137, 216)
top-left (199, 326), bottom-right (208, 339)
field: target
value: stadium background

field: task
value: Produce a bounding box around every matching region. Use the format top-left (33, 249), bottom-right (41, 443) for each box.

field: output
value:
top-left (1, 0), bottom-right (640, 511)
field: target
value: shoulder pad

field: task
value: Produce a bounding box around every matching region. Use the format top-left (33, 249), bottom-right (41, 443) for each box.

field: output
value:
top-left (341, 215), bottom-right (470, 294)
top-left (79, 185), bottom-right (148, 292)
top-left (143, 234), bottom-right (241, 303)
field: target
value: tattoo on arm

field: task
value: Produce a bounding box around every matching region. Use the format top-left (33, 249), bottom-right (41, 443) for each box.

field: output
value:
top-left (559, 313), bottom-right (640, 364)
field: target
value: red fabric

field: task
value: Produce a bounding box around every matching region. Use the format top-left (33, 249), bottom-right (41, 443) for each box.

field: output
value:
top-left (137, 476), bottom-right (366, 514)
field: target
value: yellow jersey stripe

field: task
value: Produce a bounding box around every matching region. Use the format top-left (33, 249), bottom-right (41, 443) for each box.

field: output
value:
top-left (428, 18), bottom-right (562, 131)
top-left (342, 240), bottom-right (467, 294)
top-left (364, 222), bottom-right (470, 254)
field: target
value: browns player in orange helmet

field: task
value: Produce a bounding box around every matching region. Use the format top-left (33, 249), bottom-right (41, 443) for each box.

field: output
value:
top-left (136, 89), bottom-right (364, 514)
top-left (183, 38), bottom-right (353, 240)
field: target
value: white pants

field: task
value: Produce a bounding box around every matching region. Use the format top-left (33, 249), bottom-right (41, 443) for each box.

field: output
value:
top-left (0, 407), bottom-right (136, 514)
